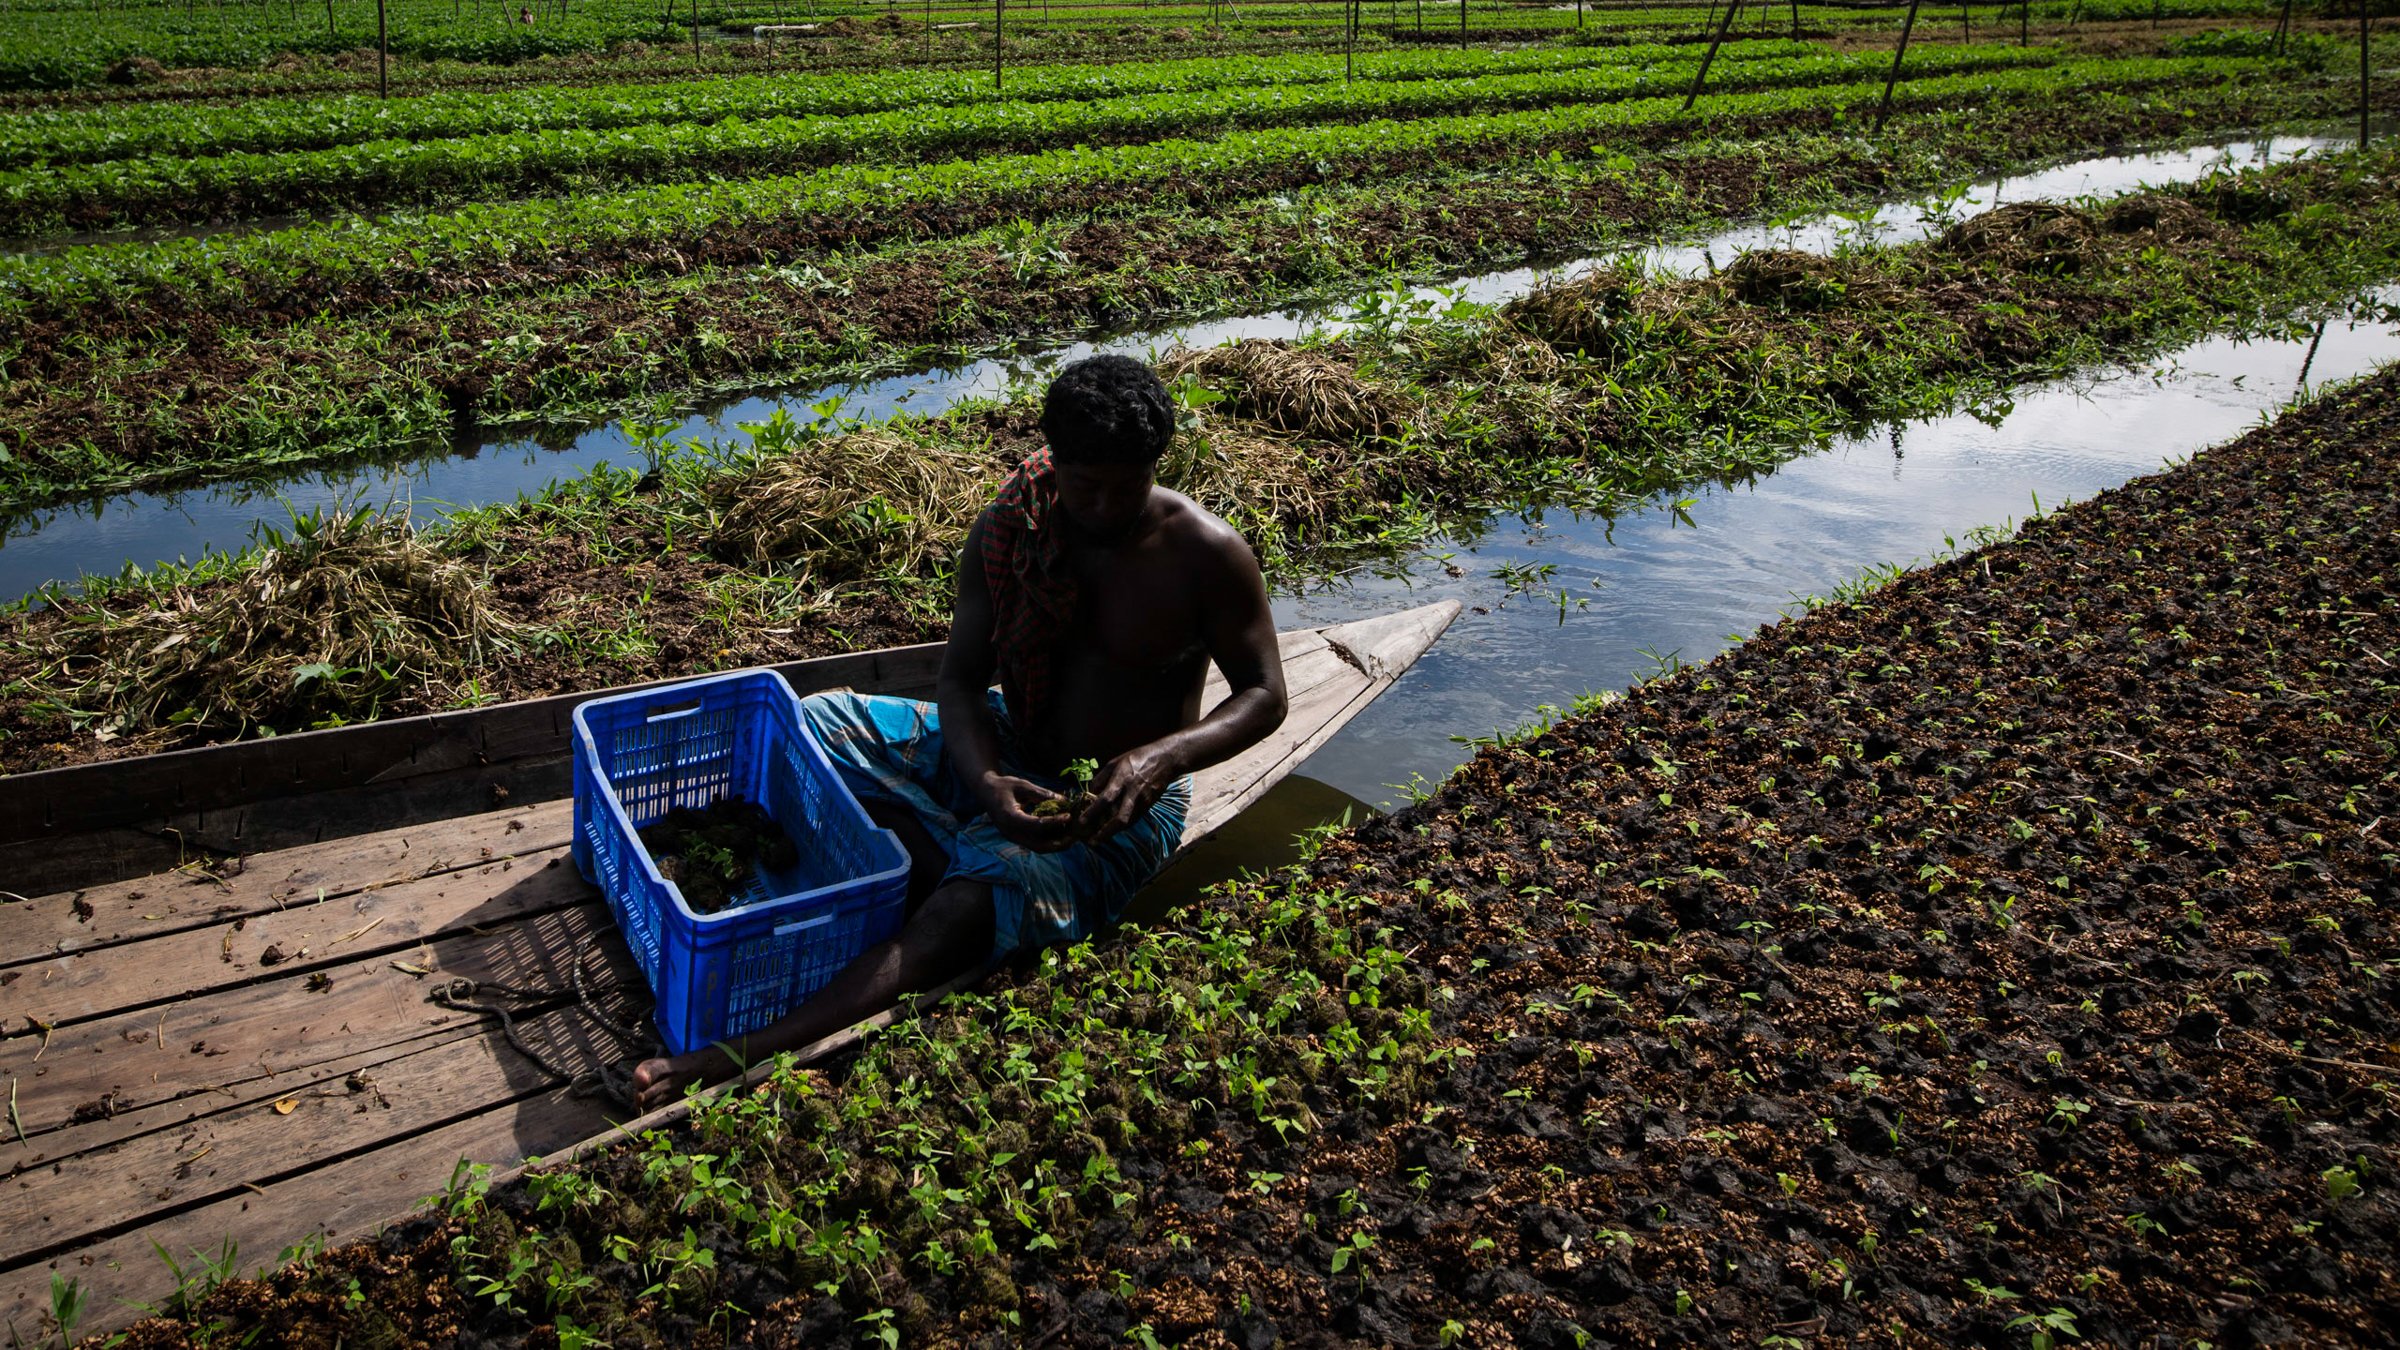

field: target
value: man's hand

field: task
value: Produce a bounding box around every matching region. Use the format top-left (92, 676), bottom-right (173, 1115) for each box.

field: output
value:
top-left (978, 773), bottom-right (1081, 852)
top-left (1076, 743), bottom-right (1180, 842)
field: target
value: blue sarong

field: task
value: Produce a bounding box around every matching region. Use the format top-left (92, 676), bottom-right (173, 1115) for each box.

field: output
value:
top-left (797, 690), bottom-right (1191, 961)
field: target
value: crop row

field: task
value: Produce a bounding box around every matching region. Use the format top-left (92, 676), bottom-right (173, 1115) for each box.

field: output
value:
top-left (0, 35), bottom-right (1827, 170)
top-left (0, 0), bottom-right (717, 90)
top-left (0, 44), bottom-right (2066, 232)
top-left (0, 54), bottom-right (2257, 325)
top-left (5, 59), bottom-right (2368, 502)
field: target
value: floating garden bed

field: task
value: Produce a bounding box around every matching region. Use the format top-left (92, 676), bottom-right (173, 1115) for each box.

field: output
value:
top-left (87, 300), bottom-right (2398, 1350)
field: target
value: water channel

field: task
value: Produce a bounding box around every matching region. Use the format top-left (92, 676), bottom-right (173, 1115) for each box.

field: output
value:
top-left (0, 133), bottom-right (2341, 601)
top-left (1135, 302), bottom-right (2400, 904)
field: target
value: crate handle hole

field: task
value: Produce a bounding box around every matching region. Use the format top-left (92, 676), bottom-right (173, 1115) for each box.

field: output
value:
top-left (643, 699), bottom-right (704, 723)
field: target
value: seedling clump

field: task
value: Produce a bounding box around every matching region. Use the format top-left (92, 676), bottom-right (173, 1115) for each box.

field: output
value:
top-left (639, 794), bottom-right (801, 914)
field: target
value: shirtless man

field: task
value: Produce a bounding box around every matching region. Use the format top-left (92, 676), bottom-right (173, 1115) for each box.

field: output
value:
top-left (630, 356), bottom-right (1287, 1110)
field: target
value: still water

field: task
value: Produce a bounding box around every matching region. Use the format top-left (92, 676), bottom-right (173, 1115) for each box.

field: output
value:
top-left (1272, 308), bottom-right (2400, 812)
top-left (1138, 304), bottom-right (2400, 903)
top-left (0, 134), bottom-right (2337, 601)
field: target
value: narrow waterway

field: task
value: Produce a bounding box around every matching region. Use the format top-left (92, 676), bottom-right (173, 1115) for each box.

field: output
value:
top-left (0, 133), bottom-right (2338, 602)
top-left (1139, 304), bottom-right (2400, 904)
top-left (1271, 305), bottom-right (2400, 811)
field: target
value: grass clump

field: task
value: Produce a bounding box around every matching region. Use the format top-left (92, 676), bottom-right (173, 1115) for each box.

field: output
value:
top-left (36, 506), bottom-right (510, 738)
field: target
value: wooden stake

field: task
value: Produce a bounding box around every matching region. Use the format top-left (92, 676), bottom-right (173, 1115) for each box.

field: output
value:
top-left (1790, 0), bottom-right (1800, 38)
top-left (1872, 0), bottom-right (1921, 134)
top-left (2272, 0), bottom-right (2294, 55)
top-left (995, 0), bottom-right (1004, 89)
top-left (691, 0), bottom-right (700, 65)
top-left (2363, 0), bottom-right (2373, 150)
top-left (1683, 0), bottom-right (1740, 110)
top-left (375, 0), bottom-right (387, 97)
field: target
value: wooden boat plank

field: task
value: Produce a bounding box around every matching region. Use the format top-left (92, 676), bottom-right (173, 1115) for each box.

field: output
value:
top-left (0, 1082), bottom-right (601, 1337)
top-left (8, 801), bottom-right (572, 970)
top-left (3, 898), bottom-right (616, 1138)
top-left (0, 1001), bottom-right (621, 1270)
top-left (2, 1021), bottom-right (475, 1178)
top-left (12, 842), bottom-right (596, 1037)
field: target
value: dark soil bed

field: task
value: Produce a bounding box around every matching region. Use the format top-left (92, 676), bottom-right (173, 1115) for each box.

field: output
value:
top-left (92, 314), bottom-right (2399, 1350)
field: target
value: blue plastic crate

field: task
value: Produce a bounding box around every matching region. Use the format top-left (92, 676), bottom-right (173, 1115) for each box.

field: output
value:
top-left (570, 669), bottom-right (910, 1057)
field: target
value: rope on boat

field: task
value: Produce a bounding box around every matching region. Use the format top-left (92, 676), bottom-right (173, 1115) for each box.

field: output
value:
top-left (427, 956), bottom-right (659, 1112)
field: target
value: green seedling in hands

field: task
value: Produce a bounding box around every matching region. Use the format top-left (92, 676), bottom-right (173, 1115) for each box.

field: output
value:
top-left (1032, 757), bottom-right (1103, 819)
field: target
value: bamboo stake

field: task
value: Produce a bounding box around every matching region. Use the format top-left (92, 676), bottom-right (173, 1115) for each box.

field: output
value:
top-left (2362, 0), bottom-right (2373, 150)
top-left (2272, 0), bottom-right (2294, 55)
top-left (1682, 0), bottom-right (1739, 110)
top-left (376, 0), bottom-right (387, 96)
top-left (691, 0), bottom-right (700, 65)
top-left (1872, 0), bottom-right (1921, 133)
top-left (1790, 0), bottom-right (1800, 38)
top-left (995, 0), bottom-right (1004, 89)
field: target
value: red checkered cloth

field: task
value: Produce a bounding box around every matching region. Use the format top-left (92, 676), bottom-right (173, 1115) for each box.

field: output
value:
top-left (981, 447), bottom-right (1076, 728)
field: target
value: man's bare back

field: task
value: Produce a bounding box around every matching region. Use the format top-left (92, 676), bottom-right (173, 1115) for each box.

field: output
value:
top-left (629, 357), bottom-right (1284, 1110)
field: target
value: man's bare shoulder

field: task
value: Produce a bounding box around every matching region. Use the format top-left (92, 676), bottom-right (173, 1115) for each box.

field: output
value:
top-left (1149, 487), bottom-right (1261, 573)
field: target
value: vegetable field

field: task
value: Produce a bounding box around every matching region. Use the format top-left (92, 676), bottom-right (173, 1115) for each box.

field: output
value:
top-left (2, 3), bottom-right (2398, 1346)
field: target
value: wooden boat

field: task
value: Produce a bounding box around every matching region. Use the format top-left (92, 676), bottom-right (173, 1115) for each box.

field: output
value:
top-left (0, 600), bottom-right (1459, 1336)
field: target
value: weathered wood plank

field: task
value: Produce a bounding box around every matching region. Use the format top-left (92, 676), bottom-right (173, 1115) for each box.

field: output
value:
top-left (0, 999), bottom-right (625, 1270)
top-left (2, 898), bottom-right (618, 1138)
top-left (0, 1083), bottom-right (605, 1341)
top-left (2, 1022), bottom-right (470, 1179)
top-left (9, 837), bottom-right (589, 1036)
top-left (7, 801), bottom-right (571, 970)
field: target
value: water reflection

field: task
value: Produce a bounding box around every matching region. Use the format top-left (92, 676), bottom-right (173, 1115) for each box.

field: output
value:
top-left (1278, 304), bottom-right (2400, 809)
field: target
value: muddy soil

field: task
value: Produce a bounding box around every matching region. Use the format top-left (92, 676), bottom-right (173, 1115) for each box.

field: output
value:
top-left (94, 304), bottom-right (2398, 1350)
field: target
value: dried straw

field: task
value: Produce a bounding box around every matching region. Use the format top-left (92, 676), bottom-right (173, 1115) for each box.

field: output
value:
top-left (708, 430), bottom-right (1000, 583)
top-left (53, 510), bottom-right (510, 736)
top-left (2097, 193), bottom-right (2224, 244)
top-left (1158, 340), bottom-right (1421, 444)
top-left (1718, 249), bottom-right (1861, 310)
top-left (1498, 265), bottom-right (1650, 355)
top-left (1938, 202), bottom-right (2096, 272)
top-left (1159, 413), bottom-right (1354, 534)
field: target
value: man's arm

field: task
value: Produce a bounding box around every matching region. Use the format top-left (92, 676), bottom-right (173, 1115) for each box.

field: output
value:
top-left (939, 516), bottom-right (1079, 852)
top-left (1080, 521), bottom-right (1288, 840)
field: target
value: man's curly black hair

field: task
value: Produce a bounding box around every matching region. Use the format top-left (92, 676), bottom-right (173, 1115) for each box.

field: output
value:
top-left (1040, 355), bottom-right (1175, 465)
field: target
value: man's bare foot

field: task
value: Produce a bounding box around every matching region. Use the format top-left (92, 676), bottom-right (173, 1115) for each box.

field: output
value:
top-left (630, 1046), bottom-right (740, 1113)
